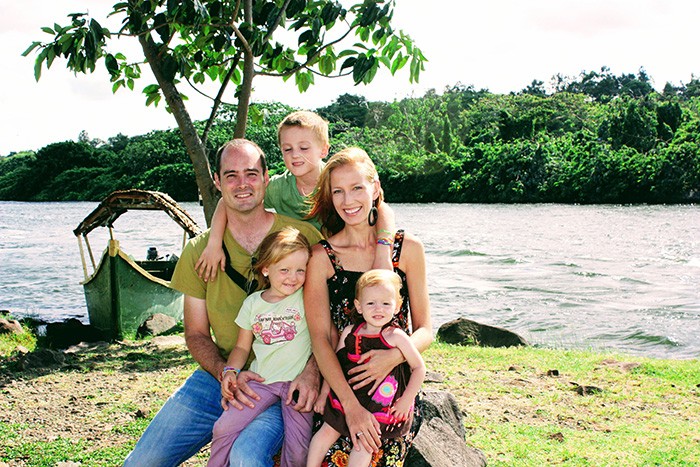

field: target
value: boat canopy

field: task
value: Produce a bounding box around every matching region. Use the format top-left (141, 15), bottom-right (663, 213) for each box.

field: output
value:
top-left (73, 189), bottom-right (202, 238)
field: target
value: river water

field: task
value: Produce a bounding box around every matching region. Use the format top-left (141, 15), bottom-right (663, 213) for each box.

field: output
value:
top-left (0, 202), bottom-right (698, 360)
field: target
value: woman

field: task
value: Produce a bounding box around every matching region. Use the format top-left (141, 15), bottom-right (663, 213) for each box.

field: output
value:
top-left (304, 147), bottom-right (433, 466)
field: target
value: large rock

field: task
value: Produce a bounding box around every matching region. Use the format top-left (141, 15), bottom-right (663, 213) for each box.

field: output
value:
top-left (420, 390), bottom-right (466, 439)
top-left (408, 417), bottom-right (487, 467)
top-left (438, 317), bottom-right (528, 348)
top-left (137, 313), bottom-right (178, 337)
top-left (406, 390), bottom-right (487, 467)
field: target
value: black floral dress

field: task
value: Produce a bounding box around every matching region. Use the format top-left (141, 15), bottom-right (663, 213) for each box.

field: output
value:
top-left (316, 230), bottom-right (422, 467)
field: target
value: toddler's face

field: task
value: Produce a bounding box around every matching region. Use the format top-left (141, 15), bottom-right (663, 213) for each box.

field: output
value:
top-left (354, 283), bottom-right (399, 329)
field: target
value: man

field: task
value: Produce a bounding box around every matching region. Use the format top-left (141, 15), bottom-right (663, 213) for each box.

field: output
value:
top-left (124, 139), bottom-right (323, 466)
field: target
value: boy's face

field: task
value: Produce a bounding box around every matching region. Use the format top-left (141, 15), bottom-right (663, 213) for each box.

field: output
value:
top-left (279, 126), bottom-right (329, 178)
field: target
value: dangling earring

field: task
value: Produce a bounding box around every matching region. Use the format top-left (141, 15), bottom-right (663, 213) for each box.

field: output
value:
top-left (368, 201), bottom-right (378, 226)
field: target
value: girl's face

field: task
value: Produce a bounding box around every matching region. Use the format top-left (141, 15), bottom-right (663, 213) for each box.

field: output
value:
top-left (262, 249), bottom-right (309, 301)
top-left (329, 163), bottom-right (379, 227)
top-left (354, 283), bottom-right (399, 330)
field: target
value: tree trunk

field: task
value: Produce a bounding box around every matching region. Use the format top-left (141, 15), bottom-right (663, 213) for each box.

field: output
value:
top-left (138, 34), bottom-right (218, 226)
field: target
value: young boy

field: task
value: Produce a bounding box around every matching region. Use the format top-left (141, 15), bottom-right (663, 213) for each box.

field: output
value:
top-left (195, 110), bottom-right (395, 281)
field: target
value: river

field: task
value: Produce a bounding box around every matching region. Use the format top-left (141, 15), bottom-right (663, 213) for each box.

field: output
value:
top-left (0, 201), bottom-right (698, 359)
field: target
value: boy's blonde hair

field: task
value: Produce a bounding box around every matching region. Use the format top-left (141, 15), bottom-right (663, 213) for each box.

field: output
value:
top-left (355, 269), bottom-right (403, 307)
top-left (255, 227), bottom-right (312, 287)
top-left (308, 147), bottom-right (384, 236)
top-left (277, 110), bottom-right (330, 148)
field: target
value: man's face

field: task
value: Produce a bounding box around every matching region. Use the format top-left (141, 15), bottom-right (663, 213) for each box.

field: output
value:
top-left (214, 143), bottom-right (269, 215)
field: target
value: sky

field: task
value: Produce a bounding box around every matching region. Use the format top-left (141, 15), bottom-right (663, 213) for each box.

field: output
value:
top-left (2, 0), bottom-right (700, 156)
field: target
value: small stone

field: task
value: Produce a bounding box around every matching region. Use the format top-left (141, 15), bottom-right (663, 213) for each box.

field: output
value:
top-left (549, 432), bottom-right (565, 442)
top-left (0, 318), bottom-right (23, 335)
top-left (546, 369), bottom-right (559, 376)
top-left (149, 335), bottom-right (186, 348)
top-left (135, 407), bottom-right (151, 419)
top-left (571, 383), bottom-right (603, 396)
top-left (138, 313), bottom-right (178, 337)
top-left (424, 371), bottom-right (444, 383)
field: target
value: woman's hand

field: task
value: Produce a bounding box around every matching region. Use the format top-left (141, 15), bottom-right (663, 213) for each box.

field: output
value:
top-left (347, 347), bottom-right (403, 395)
top-left (344, 400), bottom-right (382, 453)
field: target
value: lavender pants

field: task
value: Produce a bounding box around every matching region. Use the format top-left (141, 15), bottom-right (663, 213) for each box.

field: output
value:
top-left (208, 380), bottom-right (313, 467)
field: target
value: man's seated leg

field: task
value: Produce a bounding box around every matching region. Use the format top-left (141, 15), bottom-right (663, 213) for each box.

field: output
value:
top-left (228, 401), bottom-right (284, 467)
top-left (123, 368), bottom-right (222, 467)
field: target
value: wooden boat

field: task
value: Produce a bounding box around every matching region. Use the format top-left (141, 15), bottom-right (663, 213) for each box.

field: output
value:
top-left (74, 189), bottom-right (201, 339)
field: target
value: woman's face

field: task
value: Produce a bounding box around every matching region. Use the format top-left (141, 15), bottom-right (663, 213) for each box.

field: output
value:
top-left (329, 163), bottom-right (378, 227)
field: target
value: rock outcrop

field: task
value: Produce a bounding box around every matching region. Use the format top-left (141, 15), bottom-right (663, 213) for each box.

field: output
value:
top-left (407, 390), bottom-right (487, 467)
top-left (438, 317), bottom-right (528, 348)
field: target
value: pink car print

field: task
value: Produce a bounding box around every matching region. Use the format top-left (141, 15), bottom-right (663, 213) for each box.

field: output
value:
top-left (260, 321), bottom-right (297, 344)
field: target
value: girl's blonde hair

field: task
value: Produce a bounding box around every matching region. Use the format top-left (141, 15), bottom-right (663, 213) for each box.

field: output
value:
top-left (355, 269), bottom-right (403, 305)
top-left (254, 227), bottom-right (312, 288)
top-left (307, 147), bottom-right (384, 236)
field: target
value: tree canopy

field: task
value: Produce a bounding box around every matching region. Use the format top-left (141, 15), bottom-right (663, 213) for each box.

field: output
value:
top-left (24, 0), bottom-right (425, 224)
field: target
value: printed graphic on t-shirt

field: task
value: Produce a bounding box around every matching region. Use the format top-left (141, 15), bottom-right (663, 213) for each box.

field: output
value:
top-left (251, 307), bottom-right (302, 345)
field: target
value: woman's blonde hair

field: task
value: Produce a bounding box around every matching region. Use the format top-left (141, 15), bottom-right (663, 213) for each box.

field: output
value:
top-left (307, 147), bottom-right (384, 236)
top-left (254, 227), bottom-right (312, 288)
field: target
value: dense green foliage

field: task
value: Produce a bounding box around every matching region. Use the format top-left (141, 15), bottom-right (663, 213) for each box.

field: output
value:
top-left (24, 0), bottom-right (425, 223)
top-left (2, 72), bottom-right (700, 204)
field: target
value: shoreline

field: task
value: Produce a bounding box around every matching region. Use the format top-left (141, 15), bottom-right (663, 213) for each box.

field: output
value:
top-left (3, 309), bottom-right (699, 361)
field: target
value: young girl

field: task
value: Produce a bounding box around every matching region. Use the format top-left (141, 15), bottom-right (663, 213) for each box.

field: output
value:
top-left (307, 269), bottom-right (427, 467)
top-left (208, 227), bottom-right (314, 467)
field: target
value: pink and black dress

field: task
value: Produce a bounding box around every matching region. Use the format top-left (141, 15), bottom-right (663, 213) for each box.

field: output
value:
top-left (323, 322), bottom-right (412, 439)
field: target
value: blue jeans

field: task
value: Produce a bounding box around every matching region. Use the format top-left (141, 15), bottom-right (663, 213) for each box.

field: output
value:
top-left (123, 368), bottom-right (284, 467)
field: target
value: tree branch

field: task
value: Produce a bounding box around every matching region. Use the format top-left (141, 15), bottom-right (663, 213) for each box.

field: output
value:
top-left (263, 0), bottom-right (292, 43)
top-left (233, 0), bottom-right (255, 138)
top-left (255, 24), bottom-right (356, 79)
top-left (201, 51), bottom-right (242, 146)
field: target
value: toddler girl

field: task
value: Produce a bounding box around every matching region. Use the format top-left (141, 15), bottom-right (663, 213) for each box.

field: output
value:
top-left (307, 269), bottom-right (426, 467)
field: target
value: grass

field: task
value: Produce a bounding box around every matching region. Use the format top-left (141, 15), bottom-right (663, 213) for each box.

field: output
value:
top-left (1, 329), bottom-right (698, 466)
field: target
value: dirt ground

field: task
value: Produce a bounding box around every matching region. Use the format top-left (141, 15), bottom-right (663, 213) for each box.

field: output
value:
top-left (0, 338), bottom-right (211, 466)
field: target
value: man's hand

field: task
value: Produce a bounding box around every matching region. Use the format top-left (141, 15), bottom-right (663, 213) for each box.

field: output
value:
top-left (286, 357), bottom-right (320, 412)
top-left (233, 370), bottom-right (264, 409)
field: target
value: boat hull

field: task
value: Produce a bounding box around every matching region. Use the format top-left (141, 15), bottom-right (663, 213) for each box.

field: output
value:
top-left (83, 246), bottom-right (183, 339)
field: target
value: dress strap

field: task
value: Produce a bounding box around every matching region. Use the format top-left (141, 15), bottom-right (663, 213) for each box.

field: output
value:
top-left (319, 239), bottom-right (343, 272)
top-left (391, 230), bottom-right (405, 270)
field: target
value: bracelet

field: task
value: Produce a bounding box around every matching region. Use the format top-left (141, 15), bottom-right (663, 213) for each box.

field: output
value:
top-left (378, 229), bottom-right (393, 236)
top-left (220, 366), bottom-right (241, 381)
top-left (377, 236), bottom-right (393, 246)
